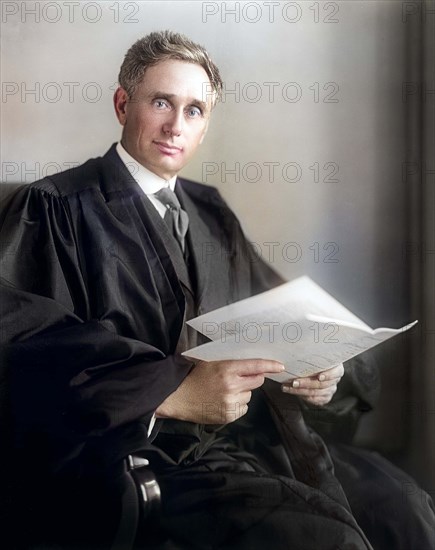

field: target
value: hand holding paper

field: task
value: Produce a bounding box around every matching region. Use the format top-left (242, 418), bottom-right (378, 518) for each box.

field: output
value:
top-left (182, 277), bottom-right (418, 383)
top-left (281, 362), bottom-right (345, 406)
top-left (155, 358), bottom-right (285, 424)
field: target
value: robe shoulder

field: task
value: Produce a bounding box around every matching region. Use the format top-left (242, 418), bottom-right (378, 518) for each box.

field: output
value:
top-left (177, 176), bottom-right (223, 203)
top-left (30, 156), bottom-right (103, 197)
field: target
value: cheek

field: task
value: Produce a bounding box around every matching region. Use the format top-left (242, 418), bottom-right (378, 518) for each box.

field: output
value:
top-left (128, 108), bottom-right (157, 134)
top-left (187, 127), bottom-right (208, 150)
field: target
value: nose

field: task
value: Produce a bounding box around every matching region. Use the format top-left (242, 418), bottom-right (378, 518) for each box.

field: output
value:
top-left (163, 109), bottom-right (183, 137)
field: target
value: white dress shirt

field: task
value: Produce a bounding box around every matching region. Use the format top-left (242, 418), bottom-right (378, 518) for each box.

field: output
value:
top-left (116, 141), bottom-right (177, 218)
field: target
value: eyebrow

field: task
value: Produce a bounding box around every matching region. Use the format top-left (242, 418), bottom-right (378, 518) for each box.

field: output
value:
top-left (147, 91), bottom-right (209, 113)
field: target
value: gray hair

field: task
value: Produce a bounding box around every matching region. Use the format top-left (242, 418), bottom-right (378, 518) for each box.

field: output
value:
top-left (118, 30), bottom-right (223, 104)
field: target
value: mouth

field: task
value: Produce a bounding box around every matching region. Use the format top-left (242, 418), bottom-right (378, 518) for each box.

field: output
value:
top-left (153, 141), bottom-right (183, 156)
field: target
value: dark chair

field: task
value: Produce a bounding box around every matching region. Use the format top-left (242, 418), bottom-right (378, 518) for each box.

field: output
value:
top-left (110, 454), bottom-right (161, 550)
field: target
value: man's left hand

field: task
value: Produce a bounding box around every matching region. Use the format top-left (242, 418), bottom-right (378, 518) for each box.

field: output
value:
top-left (281, 363), bottom-right (344, 406)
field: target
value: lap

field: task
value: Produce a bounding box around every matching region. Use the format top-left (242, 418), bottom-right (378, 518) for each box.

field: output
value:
top-left (148, 394), bottom-right (434, 550)
top-left (155, 469), bottom-right (371, 550)
top-left (150, 437), bottom-right (435, 550)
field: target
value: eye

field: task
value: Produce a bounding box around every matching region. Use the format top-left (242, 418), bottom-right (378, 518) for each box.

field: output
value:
top-left (153, 99), bottom-right (169, 110)
top-left (187, 106), bottom-right (202, 118)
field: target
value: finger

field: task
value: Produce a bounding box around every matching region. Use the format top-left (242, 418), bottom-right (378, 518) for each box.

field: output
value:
top-left (303, 388), bottom-right (338, 405)
top-left (282, 385), bottom-right (337, 398)
top-left (283, 376), bottom-right (341, 391)
top-left (236, 390), bottom-right (253, 405)
top-left (203, 392), bottom-right (252, 424)
top-left (316, 364), bottom-right (344, 381)
top-left (239, 403), bottom-right (249, 418)
top-left (223, 394), bottom-right (251, 423)
top-left (237, 373), bottom-right (266, 392)
top-left (233, 359), bottom-right (286, 376)
top-left (282, 387), bottom-right (336, 398)
top-left (286, 364), bottom-right (344, 389)
top-left (303, 395), bottom-right (333, 406)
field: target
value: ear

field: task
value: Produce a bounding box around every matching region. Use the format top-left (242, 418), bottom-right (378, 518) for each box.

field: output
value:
top-left (113, 87), bottom-right (129, 125)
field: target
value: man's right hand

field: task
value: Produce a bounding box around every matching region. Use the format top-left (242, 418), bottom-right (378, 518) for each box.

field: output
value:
top-left (155, 359), bottom-right (285, 424)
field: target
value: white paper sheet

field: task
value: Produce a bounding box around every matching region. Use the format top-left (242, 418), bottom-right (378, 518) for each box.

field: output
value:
top-left (182, 277), bottom-right (418, 382)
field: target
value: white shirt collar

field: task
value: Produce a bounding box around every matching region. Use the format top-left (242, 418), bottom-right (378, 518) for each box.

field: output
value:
top-left (116, 141), bottom-right (177, 194)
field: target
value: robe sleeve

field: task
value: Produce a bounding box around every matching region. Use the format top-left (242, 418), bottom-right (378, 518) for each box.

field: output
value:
top-left (0, 184), bottom-right (192, 451)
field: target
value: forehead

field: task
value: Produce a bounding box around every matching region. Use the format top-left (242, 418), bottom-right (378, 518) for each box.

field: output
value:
top-left (137, 59), bottom-right (213, 105)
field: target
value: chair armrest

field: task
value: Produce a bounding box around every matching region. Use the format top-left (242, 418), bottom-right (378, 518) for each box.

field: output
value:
top-left (110, 454), bottom-right (161, 550)
top-left (127, 454), bottom-right (161, 519)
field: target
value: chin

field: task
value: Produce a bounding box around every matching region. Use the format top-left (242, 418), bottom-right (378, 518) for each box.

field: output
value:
top-left (160, 162), bottom-right (184, 176)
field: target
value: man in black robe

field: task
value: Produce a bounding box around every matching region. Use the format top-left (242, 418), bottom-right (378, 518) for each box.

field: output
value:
top-left (1, 31), bottom-right (434, 550)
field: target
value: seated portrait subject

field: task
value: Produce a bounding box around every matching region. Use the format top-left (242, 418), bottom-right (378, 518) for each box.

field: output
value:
top-left (1, 31), bottom-right (434, 550)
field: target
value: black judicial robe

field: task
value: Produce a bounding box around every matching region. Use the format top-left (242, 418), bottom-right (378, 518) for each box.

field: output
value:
top-left (1, 145), bottom-right (430, 549)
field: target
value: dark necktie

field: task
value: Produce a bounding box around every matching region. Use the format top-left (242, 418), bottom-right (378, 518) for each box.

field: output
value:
top-left (154, 187), bottom-right (189, 253)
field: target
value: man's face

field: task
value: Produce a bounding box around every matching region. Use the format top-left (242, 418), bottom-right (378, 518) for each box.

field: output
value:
top-left (114, 59), bottom-right (214, 180)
